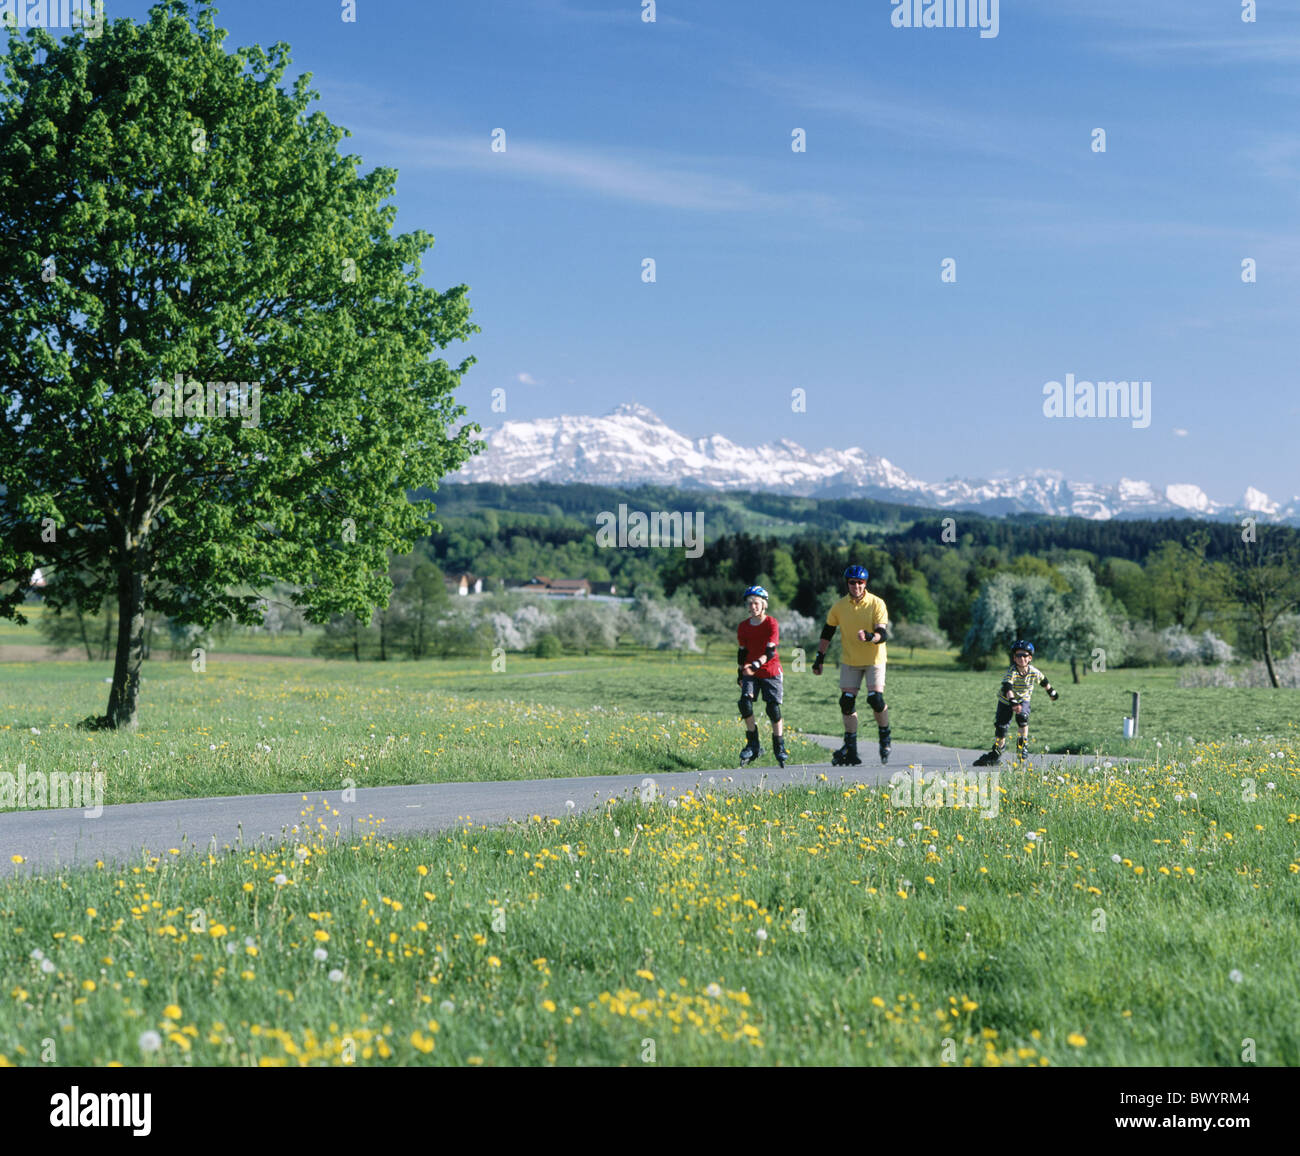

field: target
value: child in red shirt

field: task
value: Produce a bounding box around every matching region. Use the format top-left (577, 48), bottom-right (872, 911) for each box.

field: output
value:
top-left (737, 585), bottom-right (786, 767)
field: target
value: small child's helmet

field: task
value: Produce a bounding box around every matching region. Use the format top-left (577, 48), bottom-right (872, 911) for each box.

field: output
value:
top-left (1011, 640), bottom-right (1035, 657)
top-left (744, 585), bottom-right (769, 601)
top-left (843, 565), bottom-right (869, 582)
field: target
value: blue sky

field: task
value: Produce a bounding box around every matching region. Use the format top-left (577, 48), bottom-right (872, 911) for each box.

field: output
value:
top-left (70, 1), bottom-right (1300, 501)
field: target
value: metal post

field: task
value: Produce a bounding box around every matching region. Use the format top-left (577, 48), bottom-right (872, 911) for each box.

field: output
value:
top-left (1131, 691), bottom-right (1140, 739)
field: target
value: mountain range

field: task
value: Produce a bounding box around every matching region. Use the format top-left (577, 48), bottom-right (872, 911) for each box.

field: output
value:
top-left (453, 404), bottom-right (1299, 525)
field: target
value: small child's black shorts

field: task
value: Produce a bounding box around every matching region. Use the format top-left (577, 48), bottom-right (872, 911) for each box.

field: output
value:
top-left (995, 700), bottom-right (1029, 727)
top-left (740, 676), bottom-right (783, 705)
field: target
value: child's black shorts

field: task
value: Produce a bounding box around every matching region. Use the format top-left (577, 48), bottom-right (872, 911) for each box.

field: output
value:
top-left (995, 700), bottom-right (1030, 727)
top-left (740, 676), bottom-right (783, 705)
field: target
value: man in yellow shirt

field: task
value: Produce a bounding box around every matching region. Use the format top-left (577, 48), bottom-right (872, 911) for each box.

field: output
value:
top-left (811, 565), bottom-right (891, 765)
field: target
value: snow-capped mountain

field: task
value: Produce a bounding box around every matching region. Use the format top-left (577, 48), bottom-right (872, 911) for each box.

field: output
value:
top-left (452, 404), bottom-right (1299, 524)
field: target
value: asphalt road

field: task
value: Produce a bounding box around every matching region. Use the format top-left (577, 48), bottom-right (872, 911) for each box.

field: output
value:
top-left (0, 737), bottom-right (1125, 874)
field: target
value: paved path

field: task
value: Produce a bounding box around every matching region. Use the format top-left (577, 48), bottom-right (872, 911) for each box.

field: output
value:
top-left (0, 737), bottom-right (1124, 874)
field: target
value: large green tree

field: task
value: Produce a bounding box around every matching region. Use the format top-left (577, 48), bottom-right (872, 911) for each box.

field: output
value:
top-left (1227, 531), bottom-right (1300, 688)
top-left (0, 2), bottom-right (479, 726)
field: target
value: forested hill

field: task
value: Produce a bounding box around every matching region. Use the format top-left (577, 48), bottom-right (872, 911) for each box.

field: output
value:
top-left (421, 482), bottom-right (1278, 563)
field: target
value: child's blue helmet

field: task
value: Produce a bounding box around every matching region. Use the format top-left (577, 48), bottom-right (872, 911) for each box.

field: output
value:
top-left (744, 585), bottom-right (769, 600)
top-left (843, 565), bottom-right (869, 582)
top-left (1011, 640), bottom-right (1035, 657)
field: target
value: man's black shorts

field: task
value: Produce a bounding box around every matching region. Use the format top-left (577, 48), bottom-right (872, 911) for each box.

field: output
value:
top-left (740, 676), bottom-right (784, 705)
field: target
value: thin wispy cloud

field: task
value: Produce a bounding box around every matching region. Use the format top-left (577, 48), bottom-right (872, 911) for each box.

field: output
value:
top-left (365, 128), bottom-right (850, 219)
top-left (737, 67), bottom-right (1024, 161)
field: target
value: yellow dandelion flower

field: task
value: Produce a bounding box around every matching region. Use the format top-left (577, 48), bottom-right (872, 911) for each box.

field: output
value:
top-left (1067, 1032), bottom-right (1087, 1047)
top-left (314, 930), bottom-right (330, 942)
top-left (636, 969), bottom-right (655, 981)
top-left (163, 1004), bottom-right (182, 1020)
top-left (542, 999), bottom-right (557, 1013)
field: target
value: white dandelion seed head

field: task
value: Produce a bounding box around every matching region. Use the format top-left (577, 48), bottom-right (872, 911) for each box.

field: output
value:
top-left (1112, 854), bottom-right (1122, 863)
top-left (274, 874), bottom-right (287, 886)
top-left (439, 1000), bottom-right (455, 1014)
top-left (896, 838), bottom-right (905, 847)
top-left (328, 969), bottom-right (344, 983)
top-left (225, 942), bottom-right (237, 955)
top-left (1229, 969), bottom-right (1244, 984)
top-left (40, 959), bottom-right (55, 974)
top-left (313, 948), bottom-right (328, 962)
top-left (913, 821), bottom-right (922, 830)
top-left (1189, 792), bottom-right (1197, 800)
top-left (30, 949), bottom-right (43, 961)
top-left (705, 983), bottom-right (722, 998)
top-left (138, 1030), bottom-right (162, 1053)
top-left (755, 928), bottom-right (768, 941)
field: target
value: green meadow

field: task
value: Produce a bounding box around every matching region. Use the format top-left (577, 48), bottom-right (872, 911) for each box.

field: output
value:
top-left (1, 740), bottom-right (1296, 1066)
top-left (1, 650), bottom-right (1296, 805)
top-left (1, 648), bottom-right (1296, 1066)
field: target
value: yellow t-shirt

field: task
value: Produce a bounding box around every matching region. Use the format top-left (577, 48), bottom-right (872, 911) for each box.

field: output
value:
top-left (827, 593), bottom-right (889, 667)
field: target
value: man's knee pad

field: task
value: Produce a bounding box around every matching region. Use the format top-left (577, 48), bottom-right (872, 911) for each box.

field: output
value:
top-left (765, 700), bottom-right (781, 723)
top-left (865, 691), bottom-right (886, 714)
top-left (738, 696), bottom-right (755, 719)
top-left (838, 692), bottom-right (857, 716)
top-left (994, 723), bottom-right (1009, 739)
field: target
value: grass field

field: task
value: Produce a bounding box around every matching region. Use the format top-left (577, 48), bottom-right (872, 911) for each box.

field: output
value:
top-left (1, 734), bottom-right (1296, 1066)
top-left (1, 653), bottom-right (1297, 806)
top-left (2, 650), bottom-right (1297, 1067)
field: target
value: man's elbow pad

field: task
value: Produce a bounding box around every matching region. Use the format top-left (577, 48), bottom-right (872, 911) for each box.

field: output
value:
top-left (874, 624), bottom-right (889, 642)
top-left (820, 625), bottom-right (837, 643)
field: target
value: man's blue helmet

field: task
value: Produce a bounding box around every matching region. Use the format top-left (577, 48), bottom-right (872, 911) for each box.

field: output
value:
top-left (744, 585), bottom-right (769, 601)
top-left (1011, 640), bottom-right (1035, 657)
top-left (844, 565), bottom-right (869, 583)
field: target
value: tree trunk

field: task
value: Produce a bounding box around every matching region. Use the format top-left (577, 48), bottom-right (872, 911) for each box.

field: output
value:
top-left (103, 557), bottom-right (146, 729)
top-left (1261, 626), bottom-right (1279, 688)
top-left (1070, 655), bottom-right (1079, 684)
top-left (99, 605), bottom-right (115, 660)
top-left (77, 606), bottom-right (94, 661)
